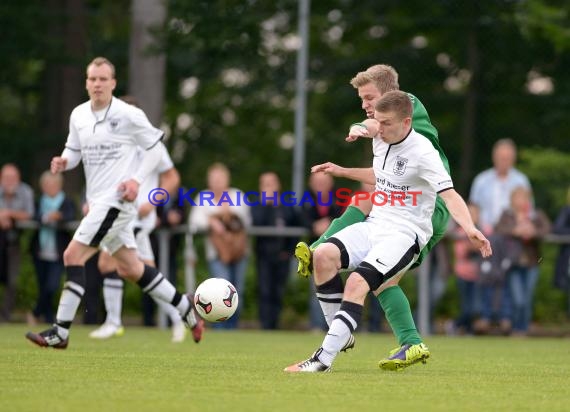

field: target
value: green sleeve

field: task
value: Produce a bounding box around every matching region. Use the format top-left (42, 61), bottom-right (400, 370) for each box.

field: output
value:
top-left (407, 92), bottom-right (451, 174)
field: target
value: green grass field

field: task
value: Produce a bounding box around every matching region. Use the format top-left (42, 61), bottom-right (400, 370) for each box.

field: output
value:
top-left (1, 324), bottom-right (568, 412)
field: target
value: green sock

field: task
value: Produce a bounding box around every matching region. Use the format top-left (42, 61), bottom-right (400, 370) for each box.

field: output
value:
top-left (310, 206), bottom-right (366, 249)
top-left (378, 286), bottom-right (422, 346)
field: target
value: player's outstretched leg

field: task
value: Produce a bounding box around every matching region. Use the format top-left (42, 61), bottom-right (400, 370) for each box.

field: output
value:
top-left (378, 343), bottom-right (430, 371)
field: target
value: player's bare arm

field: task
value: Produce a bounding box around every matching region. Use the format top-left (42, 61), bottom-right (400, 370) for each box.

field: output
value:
top-left (311, 162), bottom-right (375, 185)
top-left (439, 188), bottom-right (492, 258)
top-left (346, 119), bottom-right (380, 142)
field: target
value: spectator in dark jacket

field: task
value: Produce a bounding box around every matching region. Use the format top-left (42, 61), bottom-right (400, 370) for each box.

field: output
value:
top-left (0, 163), bottom-right (35, 321)
top-left (495, 186), bottom-right (550, 335)
top-left (252, 172), bottom-right (302, 329)
top-left (28, 172), bottom-right (76, 324)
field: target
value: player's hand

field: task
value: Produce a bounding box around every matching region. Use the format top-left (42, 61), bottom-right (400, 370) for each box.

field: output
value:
top-left (311, 162), bottom-right (345, 177)
top-left (466, 228), bottom-right (492, 258)
top-left (117, 179), bottom-right (140, 202)
top-left (138, 202), bottom-right (155, 218)
top-left (346, 124), bottom-right (369, 142)
top-left (50, 157), bottom-right (68, 174)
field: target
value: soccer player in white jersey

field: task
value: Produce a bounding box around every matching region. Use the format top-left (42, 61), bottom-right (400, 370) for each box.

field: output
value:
top-left (89, 141), bottom-right (195, 343)
top-left (284, 91), bottom-right (492, 372)
top-left (26, 57), bottom-right (203, 349)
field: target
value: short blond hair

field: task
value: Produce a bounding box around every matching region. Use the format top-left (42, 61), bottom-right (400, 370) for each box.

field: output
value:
top-left (350, 64), bottom-right (399, 93)
top-left (87, 56), bottom-right (116, 78)
top-left (375, 90), bottom-right (412, 119)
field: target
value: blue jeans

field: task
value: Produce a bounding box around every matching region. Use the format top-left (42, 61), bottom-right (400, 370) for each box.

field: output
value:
top-left (455, 278), bottom-right (477, 332)
top-left (32, 258), bottom-right (64, 324)
top-left (508, 265), bottom-right (539, 332)
top-left (479, 282), bottom-right (511, 322)
top-left (208, 257), bottom-right (248, 329)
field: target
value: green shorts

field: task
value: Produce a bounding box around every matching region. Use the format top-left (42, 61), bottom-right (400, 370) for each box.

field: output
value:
top-left (411, 195), bottom-right (450, 269)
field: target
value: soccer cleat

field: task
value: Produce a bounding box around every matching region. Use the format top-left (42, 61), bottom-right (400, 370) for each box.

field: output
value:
top-left (171, 323), bottom-right (188, 343)
top-left (89, 323), bottom-right (125, 339)
top-left (284, 350), bottom-right (331, 373)
top-left (378, 343), bottom-right (430, 371)
top-left (183, 294), bottom-right (205, 343)
top-left (295, 241), bottom-right (313, 278)
top-left (190, 317), bottom-right (204, 343)
top-left (25, 327), bottom-right (69, 349)
top-left (340, 334), bottom-right (356, 352)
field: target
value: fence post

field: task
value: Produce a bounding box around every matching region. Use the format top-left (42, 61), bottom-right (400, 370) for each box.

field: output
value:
top-left (417, 256), bottom-right (431, 336)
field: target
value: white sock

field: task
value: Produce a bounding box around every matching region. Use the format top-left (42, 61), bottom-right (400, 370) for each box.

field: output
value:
top-left (103, 276), bottom-right (124, 326)
top-left (153, 297), bottom-right (184, 326)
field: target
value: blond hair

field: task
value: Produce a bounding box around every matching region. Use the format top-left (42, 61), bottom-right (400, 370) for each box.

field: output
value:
top-left (350, 64), bottom-right (399, 93)
top-left (87, 56), bottom-right (116, 78)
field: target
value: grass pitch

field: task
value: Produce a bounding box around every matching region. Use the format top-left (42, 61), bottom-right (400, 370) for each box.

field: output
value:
top-left (1, 324), bottom-right (568, 412)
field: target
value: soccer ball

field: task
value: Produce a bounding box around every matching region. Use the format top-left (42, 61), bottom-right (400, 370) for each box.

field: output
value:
top-left (194, 278), bottom-right (239, 322)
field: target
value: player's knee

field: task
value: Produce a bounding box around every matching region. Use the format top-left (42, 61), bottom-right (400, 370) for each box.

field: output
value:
top-left (313, 244), bottom-right (339, 271)
top-left (63, 246), bottom-right (81, 266)
top-left (344, 274), bottom-right (370, 302)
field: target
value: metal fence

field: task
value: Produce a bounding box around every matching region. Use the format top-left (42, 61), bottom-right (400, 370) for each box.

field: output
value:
top-left (14, 221), bottom-right (570, 333)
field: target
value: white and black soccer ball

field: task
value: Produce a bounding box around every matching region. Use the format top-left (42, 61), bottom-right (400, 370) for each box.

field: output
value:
top-left (194, 278), bottom-right (239, 322)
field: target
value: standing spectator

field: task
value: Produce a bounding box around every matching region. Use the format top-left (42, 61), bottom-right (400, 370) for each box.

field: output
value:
top-left (28, 172), bottom-right (76, 325)
top-left (0, 163), bottom-right (35, 321)
top-left (495, 187), bottom-right (550, 336)
top-left (469, 138), bottom-right (531, 334)
top-left (553, 187), bottom-right (570, 295)
top-left (251, 171), bottom-right (301, 329)
top-left (189, 162), bottom-right (251, 329)
top-left (300, 172), bottom-right (344, 331)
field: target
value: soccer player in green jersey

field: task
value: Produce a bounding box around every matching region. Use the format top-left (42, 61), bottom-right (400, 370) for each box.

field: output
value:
top-left (295, 64), bottom-right (451, 370)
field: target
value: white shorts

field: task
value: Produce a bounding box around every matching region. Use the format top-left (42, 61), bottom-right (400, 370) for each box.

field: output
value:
top-left (73, 203), bottom-right (137, 255)
top-left (134, 228), bottom-right (155, 262)
top-left (330, 220), bottom-right (420, 284)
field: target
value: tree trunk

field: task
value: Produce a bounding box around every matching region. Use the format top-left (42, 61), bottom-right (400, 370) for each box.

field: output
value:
top-left (128, 0), bottom-right (167, 126)
top-left (458, 25), bottom-right (480, 195)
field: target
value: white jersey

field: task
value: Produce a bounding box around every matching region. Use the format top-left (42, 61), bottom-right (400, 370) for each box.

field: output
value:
top-left (135, 143), bottom-right (174, 231)
top-left (65, 96), bottom-right (163, 210)
top-left (369, 128), bottom-right (453, 248)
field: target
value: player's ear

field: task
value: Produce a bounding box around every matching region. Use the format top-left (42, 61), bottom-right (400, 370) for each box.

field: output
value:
top-left (111, 78), bottom-right (117, 90)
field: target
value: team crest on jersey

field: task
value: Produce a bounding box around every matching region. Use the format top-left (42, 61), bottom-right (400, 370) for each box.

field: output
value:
top-left (108, 118), bottom-right (120, 131)
top-left (393, 156), bottom-right (408, 176)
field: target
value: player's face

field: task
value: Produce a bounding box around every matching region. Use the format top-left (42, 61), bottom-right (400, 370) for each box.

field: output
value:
top-left (374, 110), bottom-right (412, 144)
top-left (357, 83), bottom-right (383, 118)
top-left (86, 63), bottom-right (116, 110)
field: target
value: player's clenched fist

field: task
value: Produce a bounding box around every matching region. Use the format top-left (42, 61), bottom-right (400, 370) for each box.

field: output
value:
top-left (50, 157), bottom-right (68, 174)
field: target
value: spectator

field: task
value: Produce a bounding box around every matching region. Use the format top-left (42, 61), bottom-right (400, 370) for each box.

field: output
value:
top-left (251, 171), bottom-right (301, 329)
top-left (0, 163), bottom-right (35, 321)
top-left (28, 172), bottom-right (76, 325)
top-left (495, 187), bottom-right (550, 336)
top-left (299, 172), bottom-right (344, 331)
top-left (553, 187), bottom-right (570, 295)
top-left (189, 162), bottom-right (251, 329)
top-left (469, 138), bottom-right (531, 334)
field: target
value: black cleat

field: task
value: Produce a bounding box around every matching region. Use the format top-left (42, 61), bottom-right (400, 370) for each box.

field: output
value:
top-left (25, 327), bottom-right (69, 349)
